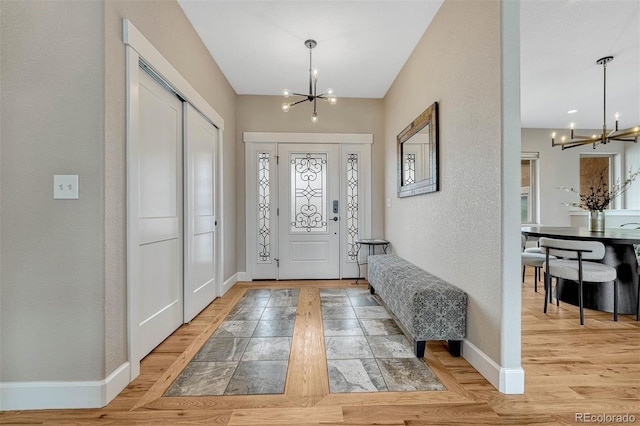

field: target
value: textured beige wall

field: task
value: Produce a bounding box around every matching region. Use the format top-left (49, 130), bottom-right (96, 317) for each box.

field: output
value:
top-left (236, 95), bottom-right (384, 272)
top-left (1, 0), bottom-right (106, 381)
top-left (0, 0), bottom-right (237, 382)
top-left (383, 0), bottom-right (504, 361)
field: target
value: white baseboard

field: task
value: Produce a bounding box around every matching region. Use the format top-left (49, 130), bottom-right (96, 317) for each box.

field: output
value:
top-left (237, 271), bottom-right (251, 282)
top-left (221, 273), bottom-right (239, 295)
top-left (0, 362), bottom-right (131, 411)
top-left (462, 339), bottom-right (524, 394)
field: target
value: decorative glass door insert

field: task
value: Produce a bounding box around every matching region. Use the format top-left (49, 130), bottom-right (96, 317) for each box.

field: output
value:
top-left (290, 153), bottom-right (328, 233)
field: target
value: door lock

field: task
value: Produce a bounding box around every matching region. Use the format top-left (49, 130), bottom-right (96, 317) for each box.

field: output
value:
top-left (332, 217), bottom-right (339, 222)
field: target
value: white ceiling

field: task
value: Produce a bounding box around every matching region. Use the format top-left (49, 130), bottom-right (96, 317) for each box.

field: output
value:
top-left (178, 0), bottom-right (640, 130)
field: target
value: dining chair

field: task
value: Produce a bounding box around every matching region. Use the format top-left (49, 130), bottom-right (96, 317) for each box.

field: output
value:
top-left (539, 237), bottom-right (618, 325)
top-left (521, 235), bottom-right (552, 292)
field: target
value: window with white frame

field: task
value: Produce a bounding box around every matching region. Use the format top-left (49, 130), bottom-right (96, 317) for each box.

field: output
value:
top-left (521, 152), bottom-right (539, 224)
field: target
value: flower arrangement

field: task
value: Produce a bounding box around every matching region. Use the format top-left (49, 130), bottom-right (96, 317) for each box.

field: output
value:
top-left (559, 167), bottom-right (640, 211)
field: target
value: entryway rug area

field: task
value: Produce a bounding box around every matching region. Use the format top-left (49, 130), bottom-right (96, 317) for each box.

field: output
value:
top-left (320, 288), bottom-right (446, 393)
top-left (164, 288), bottom-right (298, 396)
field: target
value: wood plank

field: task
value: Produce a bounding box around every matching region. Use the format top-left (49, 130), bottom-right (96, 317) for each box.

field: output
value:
top-left (284, 287), bottom-right (330, 406)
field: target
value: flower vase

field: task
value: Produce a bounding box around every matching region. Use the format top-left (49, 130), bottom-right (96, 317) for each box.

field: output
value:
top-left (589, 210), bottom-right (605, 232)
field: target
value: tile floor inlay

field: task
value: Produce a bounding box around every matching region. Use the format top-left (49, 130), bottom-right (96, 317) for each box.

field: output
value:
top-left (320, 287), bottom-right (446, 393)
top-left (164, 288), bottom-right (298, 396)
top-left (165, 287), bottom-right (445, 396)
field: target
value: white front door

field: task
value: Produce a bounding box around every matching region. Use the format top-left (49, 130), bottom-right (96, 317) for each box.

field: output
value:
top-left (183, 104), bottom-right (218, 323)
top-left (134, 69), bottom-right (184, 360)
top-left (278, 144), bottom-right (340, 279)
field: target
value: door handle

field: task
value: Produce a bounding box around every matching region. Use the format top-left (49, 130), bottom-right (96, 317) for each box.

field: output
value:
top-left (332, 217), bottom-right (339, 222)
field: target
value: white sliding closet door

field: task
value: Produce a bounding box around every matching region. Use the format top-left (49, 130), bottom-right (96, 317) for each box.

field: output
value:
top-left (183, 104), bottom-right (218, 322)
top-left (133, 69), bottom-right (184, 360)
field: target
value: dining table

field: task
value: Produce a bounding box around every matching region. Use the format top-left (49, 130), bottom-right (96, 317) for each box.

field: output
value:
top-left (521, 226), bottom-right (640, 316)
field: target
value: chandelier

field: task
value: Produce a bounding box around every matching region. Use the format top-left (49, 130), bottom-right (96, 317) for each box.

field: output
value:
top-left (551, 56), bottom-right (639, 150)
top-left (281, 39), bottom-right (337, 122)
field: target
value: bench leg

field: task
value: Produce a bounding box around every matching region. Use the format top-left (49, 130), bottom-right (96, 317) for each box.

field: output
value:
top-left (369, 285), bottom-right (375, 295)
top-left (415, 340), bottom-right (426, 358)
top-left (447, 340), bottom-right (462, 357)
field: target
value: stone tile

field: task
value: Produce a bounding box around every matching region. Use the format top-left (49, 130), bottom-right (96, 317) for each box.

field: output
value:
top-left (266, 296), bottom-right (298, 307)
top-left (359, 319), bottom-right (403, 336)
top-left (321, 296), bottom-right (351, 307)
top-left (322, 305), bottom-right (357, 319)
top-left (164, 361), bottom-right (237, 396)
top-left (244, 289), bottom-right (273, 298)
top-left (345, 288), bottom-right (371, 297)
top-left (376, 358), bottom-right (446, 391)
top-left (226, 306), bottom-right (264, 320)
top-left (261, 306), bottom-right (297, 320)
top-left (367, 335), bottom-right (415, 358)
top-left (212, 320), bottom-right (258, 338)
top-left (320, 288), bottom-right (347, 297)
top-left (242, 337), bottom-right (291, 361)
top-left (235, 297), bottom-right (269, 308)
top-left (193, 337), bottom-right (249, 362)
top-left (253, 320), bottom-right (295, 337)
top-left (224, 360), bottom-right (288, 395)
top-left (323, 319), bottom-right (364, 336)
top-left (327, 359), bottom-right (387, 393)
top-left (325, 336), bottom-right (373, 359)
top-left (354, 306), bottom-right (392, 319)
top-left (348, 295), bottom-right (380, 307)
top-left (271, 288), bottom-right (299, 298)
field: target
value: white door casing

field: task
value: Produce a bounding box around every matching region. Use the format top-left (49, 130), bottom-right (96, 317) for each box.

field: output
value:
top-left (244, 133), bottom-right (372, 281)
top-left (278, 144), bottom-right (340, 279)
top-left (133, 69), bottom-right (184, 361)
top-left (183, 104), bottom-right (218, 323)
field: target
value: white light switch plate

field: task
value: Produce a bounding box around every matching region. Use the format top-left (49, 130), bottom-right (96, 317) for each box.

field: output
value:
top-left (54, 175), bottom-right (79, 199)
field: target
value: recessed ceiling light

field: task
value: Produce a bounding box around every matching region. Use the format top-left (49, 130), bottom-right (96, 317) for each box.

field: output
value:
top-left (567, 109), bottom-right (578, 114)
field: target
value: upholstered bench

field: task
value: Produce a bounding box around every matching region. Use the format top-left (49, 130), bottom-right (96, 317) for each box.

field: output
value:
top-left (367, 254), bottom-right (467, 357)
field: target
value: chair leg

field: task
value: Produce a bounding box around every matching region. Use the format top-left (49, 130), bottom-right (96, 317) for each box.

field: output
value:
top-left (556, 278), bottom-right (560, 306)
top-left (637, 278), bottom-right (639, 321)
top-left (522, 265), bottom-right (526, 283)
top-left (543, 271), bottom-right (549, 314)
top-left (613, 279), bottom-right (618, 322)
top-left (579, 279), bottom-right (584, 325)
top-left (534, 267), bottom-right (538, 292)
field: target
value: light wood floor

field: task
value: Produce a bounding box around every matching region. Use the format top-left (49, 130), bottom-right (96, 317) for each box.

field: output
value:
top-left (2, 273), bottom-right (639, 425)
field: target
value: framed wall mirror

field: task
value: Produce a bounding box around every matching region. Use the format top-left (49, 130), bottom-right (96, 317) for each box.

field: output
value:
top-left (397, 101), bottom-right (439, 197)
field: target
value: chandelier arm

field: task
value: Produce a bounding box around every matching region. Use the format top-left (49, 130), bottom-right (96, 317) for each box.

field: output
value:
top-left (289, 98), bottom-right (311, 108)
top-left (611, 127), bottom-right (640, 140)
top-left (560, 140), bottom-right (601, 150)
top-left (289, 92), bottom-right (308, 97)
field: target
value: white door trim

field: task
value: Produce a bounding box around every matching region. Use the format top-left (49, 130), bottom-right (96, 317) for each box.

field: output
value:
top-left (244, 133), bottom-right (372, 280)
top-left (124, 19), bottom-right (224, 381)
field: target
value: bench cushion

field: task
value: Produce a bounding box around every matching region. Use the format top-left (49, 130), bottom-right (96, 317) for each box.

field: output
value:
top-left (368, 254), bottom-right (467, 342)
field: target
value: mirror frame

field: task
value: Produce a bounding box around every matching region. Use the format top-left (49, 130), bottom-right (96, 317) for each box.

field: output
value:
top-left (397, 101), bottom-right (439, 197)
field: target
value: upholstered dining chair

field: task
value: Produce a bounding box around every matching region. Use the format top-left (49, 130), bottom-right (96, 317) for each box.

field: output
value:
top-left (539, 237), bottom-right (618, 325)
top-left (521, 235), bottom-right (553, 292)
